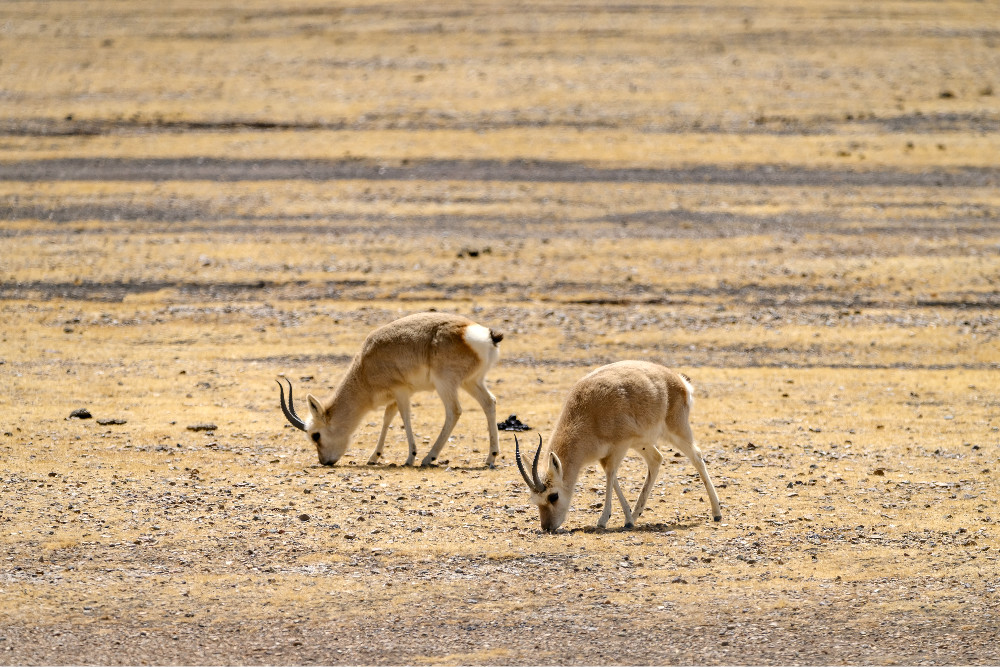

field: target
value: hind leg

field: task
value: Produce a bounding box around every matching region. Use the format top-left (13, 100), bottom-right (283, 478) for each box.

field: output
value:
top-left (668, 423), bottom-right (722, 521)
top-left (462, 378), bottom-right (499, 467)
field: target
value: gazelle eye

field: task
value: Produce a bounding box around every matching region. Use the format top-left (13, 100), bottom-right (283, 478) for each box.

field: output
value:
top-left (311, 432), bottom-right (321, 444)
top-left (547, 492), bottom-right (559, 503)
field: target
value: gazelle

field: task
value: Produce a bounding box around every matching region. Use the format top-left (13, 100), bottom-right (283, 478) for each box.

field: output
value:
top-left (516, 360), bottom-right (721, 531)
top-left (278, 312), bottom-right (503, 467)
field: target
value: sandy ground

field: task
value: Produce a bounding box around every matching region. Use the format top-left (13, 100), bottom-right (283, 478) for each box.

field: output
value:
top-left (2, 1), bottom-right (1000, 664)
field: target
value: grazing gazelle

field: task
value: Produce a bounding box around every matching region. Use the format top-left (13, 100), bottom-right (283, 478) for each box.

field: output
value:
top-left (278, 312), bottom-right (503, 467)
top-left (516, 360), bottom-right (721, 531)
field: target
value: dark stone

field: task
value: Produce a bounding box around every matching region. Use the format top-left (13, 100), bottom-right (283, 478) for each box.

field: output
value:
top-left (497, 414), bottom-right (532, 431)
top-left (186, 423), bottom-right (217, 432)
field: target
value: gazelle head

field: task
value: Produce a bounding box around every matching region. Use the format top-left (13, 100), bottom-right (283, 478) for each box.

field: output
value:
top-left (277, 378), bottom-right (349, 465)
top-left (516, 434), bottom-right (571, 532)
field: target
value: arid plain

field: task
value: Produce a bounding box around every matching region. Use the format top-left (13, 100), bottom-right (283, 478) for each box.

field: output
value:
top-left (2, 1), bottom-right (1000, 664)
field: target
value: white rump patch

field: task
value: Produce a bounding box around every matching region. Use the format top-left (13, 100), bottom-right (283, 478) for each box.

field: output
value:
top-left (679, 373), bottom-right (694, 408)
top-left (464, 324), bottom-right (500, 369)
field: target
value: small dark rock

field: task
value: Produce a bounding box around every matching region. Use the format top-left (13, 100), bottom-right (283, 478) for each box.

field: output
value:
top-left (498, 414), bottom-right (532, 431)
top-left (69, 408), bottom-right (92, 420)
top-left (457, 247), bottom-right (491, 258)
top-left (186, 423), bottom-right (217, 432)
top-left (298, 513), bottom-right (310, 522)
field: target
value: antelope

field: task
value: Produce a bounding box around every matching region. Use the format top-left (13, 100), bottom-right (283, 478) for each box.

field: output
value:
top-left (516, 360), bottom-right (722, 531)
top-left (277, 312), bottom-right (503, 467)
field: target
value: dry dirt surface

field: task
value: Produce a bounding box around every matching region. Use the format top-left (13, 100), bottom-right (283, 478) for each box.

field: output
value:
top-left (2, 1), bottom-right (1000, 665)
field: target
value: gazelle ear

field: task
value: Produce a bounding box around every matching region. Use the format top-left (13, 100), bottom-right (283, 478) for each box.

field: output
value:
top-left (307, 394), bottom-right (325, 423)
top-left (548, 452), bottom-right (563, 481)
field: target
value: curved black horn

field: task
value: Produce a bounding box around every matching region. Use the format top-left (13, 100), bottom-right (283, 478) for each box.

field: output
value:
top-left (515, 434), bottom-right (545, 493)
top-left (277, 378), bottom-right (307, 431)
top-left (530, 432), bottom-right (544, 491)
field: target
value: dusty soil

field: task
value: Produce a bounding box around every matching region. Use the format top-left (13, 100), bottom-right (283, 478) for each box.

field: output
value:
top-left (2, 1), bottom-right (1000, 664)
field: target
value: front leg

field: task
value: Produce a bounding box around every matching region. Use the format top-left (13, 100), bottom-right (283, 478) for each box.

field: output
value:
top-left (598, 471), bottom-right (615, 529)
top-left (420, 382), bottom-right (462, 467)
top-left (631, 444), bottom-right (663, 519)
top-left (598, 452), bottom-right (631, 529)
top-left (599, 464), bottom-right (635, 529)
top-left (395, 394), bottom-right (418, 466)
top-left (612, 475), bottom-right (635, 528)
top-left (367, 402), bottom-right (397, 465)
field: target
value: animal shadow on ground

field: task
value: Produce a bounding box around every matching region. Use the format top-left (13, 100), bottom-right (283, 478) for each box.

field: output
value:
top-left (305, 461), bottom-right (501, 472)
top-left (575, 520), bottom-right (702, 535)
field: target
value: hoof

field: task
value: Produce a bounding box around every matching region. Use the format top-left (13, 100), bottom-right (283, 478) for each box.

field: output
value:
top-left (714, 515), bottom-right (722, 522)
top-left (624, 522), bottom-right (634, 529)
